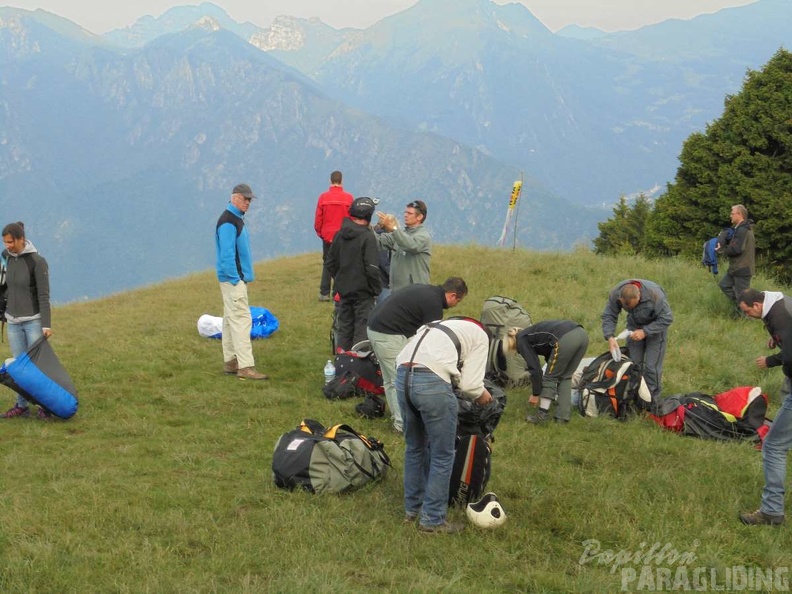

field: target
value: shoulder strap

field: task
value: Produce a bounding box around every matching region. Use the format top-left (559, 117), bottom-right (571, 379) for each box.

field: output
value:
top-left (428, 322), bottom-right (462, 369)
top-left (23, 254), bottom-right (35, 282)
top-left (403, 321), bottom-right (462, 419)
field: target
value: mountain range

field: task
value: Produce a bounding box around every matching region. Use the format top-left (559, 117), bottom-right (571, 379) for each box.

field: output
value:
top-left (0, 0), bottom-right (789, 302)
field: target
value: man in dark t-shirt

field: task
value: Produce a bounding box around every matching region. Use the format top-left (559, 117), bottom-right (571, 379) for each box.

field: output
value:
top-left (367, 277), bottom-right (467, 433)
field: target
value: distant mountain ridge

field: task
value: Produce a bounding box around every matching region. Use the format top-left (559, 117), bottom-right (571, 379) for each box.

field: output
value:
top-left (1, 0), bottom-right (789, 302)
top-left (124, 0), bottom-right (786, 206)
top-left (555, 25), bottom-right (607, 40)
top-left (0, 8), bottom-right (597, 302)
top-left (102, 2), bottom-right (259, 47)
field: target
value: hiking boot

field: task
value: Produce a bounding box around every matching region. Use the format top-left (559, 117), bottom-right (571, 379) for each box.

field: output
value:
top-left (223, 357), bottom-right (238, 375)
top-left (237, 367), bottom-right (269, 381)
top-left (1, 405), bottom-right (30, 419)
top-left (740, 509), bottom-right (785, 526)
top-left (37, 408), bottom-right (55, 420)
top-left (418, 521), bottom-right (466, 535)
top-left (319, 294), bottom-right (332, 302)
top-left (404, 513), bottom-right (418, 524)
top-left (526, 408), bottom-right (549, 424)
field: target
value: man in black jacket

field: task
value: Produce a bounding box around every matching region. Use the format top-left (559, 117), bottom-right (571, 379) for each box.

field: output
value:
top-left (738, 288), bottom-right (792, 526)
top-left (367, 278), bottom-right (467, 433)
top-left (326, 197), bottom-right (382, 351)
top-left (717, 204), bottom-right (755, 313)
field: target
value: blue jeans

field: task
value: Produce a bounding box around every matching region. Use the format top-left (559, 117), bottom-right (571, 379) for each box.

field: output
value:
top-left (6, 319), bottom-right (43, 408)
top-left (396, 365), bottom-right (457, 528)
top-left (761, 377), bottom-right (792, 516)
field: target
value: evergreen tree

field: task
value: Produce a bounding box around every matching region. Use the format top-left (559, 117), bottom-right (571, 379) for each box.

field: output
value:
top-left (593, 194), bottom-right (653, 255)
top-left (644, 48), bottom-right (792, 278)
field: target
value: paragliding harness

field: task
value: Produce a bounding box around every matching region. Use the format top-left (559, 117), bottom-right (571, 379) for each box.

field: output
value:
top-left (648, 386), bottom-right (771, 444)
top-left (577, 348), bottom-right (652, 419)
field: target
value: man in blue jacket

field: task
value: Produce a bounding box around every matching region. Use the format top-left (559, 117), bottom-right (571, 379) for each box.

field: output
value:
top-left (216, 183), bottom-right (268, 380)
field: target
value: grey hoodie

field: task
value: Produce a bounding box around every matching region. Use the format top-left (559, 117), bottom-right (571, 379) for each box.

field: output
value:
top-left (2, 240), bottom-right (51, 329)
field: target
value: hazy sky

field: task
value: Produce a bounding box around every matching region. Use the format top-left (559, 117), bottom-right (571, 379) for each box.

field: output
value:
top-left (1, 0), bottom-right (759, 34)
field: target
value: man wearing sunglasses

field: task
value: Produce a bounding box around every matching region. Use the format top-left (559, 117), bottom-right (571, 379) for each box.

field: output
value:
top-left (215, 183), bottom-right (268, 381)
top-left (376, 199), bottom-right (432, 295)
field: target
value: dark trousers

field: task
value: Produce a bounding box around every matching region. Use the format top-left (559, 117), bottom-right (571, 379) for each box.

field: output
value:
top-left (335, 296), bottom-right (376, 351)
top-left (719, 272), bottom-right (751, 307)
top-left (320, 241), bottom-right (333, 297)
top-left (541, 327), bottom-right (590, 421)
top-left (627, 330), bottom-right (667, 401)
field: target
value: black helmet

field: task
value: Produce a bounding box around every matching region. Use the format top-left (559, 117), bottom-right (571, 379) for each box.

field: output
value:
top-left (349, 197), bottom-right (376, 221)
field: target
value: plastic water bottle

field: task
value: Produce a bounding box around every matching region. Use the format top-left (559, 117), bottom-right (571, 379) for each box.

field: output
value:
top-left (324, 359), bottom-right (335, 384)
top-left (611, 330), bottom-right (631, 362)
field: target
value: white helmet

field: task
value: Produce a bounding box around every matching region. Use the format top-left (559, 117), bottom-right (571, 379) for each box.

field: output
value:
top-left (466, 492), bottom-right (506, 529)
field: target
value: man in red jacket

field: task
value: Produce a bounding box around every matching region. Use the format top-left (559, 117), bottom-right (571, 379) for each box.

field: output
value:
top-left (314, 170), bottom-right (353, 302)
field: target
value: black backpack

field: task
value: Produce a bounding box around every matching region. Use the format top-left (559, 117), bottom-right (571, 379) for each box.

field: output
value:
top-left (577, 349), bottom-right (652, 419)
top-left (355, 393), bottom-right (386, 419)
top-left (448, 433), bottom-right (491, 506)
top-left (456, 379), bottom-right (507, 440)
top-left (448, 379), bottom-right (505, 506)
top-left (322, 350), bottom-right (384, 400)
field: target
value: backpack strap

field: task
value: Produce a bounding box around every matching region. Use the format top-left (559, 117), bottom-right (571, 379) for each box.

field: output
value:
top-left (323, 424), bottom-right (392, 477)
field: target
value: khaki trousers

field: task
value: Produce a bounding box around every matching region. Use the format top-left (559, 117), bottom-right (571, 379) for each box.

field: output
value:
top-left (220, 281), bottom-right (254, 369)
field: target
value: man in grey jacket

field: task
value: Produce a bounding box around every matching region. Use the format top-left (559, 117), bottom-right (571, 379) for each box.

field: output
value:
top-left (375, 200), bottom-right (431, 294)
top-left (602, 279), bottom-right (673, 401)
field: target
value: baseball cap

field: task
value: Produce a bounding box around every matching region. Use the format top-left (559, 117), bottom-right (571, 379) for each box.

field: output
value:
top-left (232, 183), bottom-right (256, 199)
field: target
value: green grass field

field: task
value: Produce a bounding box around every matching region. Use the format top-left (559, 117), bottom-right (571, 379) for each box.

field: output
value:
top-left (1, 245), bottom-right (791, 593)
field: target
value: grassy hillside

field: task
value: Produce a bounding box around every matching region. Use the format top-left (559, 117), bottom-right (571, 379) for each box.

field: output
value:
top-left (2, 245), bottom-right (791, 592)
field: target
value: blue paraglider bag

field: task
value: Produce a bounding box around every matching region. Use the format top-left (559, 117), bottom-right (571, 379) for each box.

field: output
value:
top-left (0, 336), bottom-right (78, 419)
top-left (249, 306), bottom-right (279, 339)
top-left (198, 307), bottom-right (279, 340)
